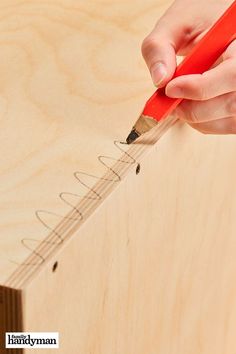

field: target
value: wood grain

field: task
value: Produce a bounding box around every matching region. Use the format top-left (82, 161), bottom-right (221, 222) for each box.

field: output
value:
top-left (1, 1), bottom-right (236, 354)
top-left (23, 124), bottom-right (236, 354)
top-left (0, 0), bottom-right (171, 284)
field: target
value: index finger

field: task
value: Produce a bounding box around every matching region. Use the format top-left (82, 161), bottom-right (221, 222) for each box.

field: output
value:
top-left (166, 40), bottom-right (236, 100)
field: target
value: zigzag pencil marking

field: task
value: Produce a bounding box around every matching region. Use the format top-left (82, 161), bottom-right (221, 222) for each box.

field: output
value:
top-left (8, 141), bottom-right (139, 269)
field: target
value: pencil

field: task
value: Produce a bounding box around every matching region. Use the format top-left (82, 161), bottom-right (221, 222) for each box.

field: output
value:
top-left (126, 0), bottom-right (236, 144)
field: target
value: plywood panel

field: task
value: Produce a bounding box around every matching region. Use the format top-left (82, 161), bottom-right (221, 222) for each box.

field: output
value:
top-left (0, 0), bottom-right (171, 285)
top-left (1, 1), bottom-right (236, 354)
top-left (23, 124), bottom-right (236, 354)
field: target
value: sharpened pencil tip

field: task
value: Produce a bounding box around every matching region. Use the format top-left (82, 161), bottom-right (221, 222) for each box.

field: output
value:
top-left (126, 129), bottom-right (140, 145)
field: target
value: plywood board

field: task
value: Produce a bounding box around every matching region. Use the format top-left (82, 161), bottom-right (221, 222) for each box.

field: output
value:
top-left (0, 0), bottom-right (171, 286)
top-left (22, 124), bottom-right (236, 354)
top-left (1, 0), bottom-right (236, 353)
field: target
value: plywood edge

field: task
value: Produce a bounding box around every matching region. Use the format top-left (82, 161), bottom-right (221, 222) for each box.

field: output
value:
top-left (4, 116), bottom-right (176, 290)
top-left (0, 286), bottom-right (23, 354)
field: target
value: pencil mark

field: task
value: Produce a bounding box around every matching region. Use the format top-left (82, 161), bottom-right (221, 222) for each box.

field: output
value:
top-left (8, 140), bottom-right (139, 273)
top-left (60, 192), bottom-right (87, 215)
top-left (9, 210), bottom-right (81, 266)
top-left (36, 209), bottom-right (80, 232)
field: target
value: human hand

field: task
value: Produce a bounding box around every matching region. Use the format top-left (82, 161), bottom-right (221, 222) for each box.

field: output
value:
top-left (141, 0), bottom-right (236, 134)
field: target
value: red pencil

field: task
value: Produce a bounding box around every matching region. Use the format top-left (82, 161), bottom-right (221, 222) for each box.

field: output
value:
top-left (126, 0), bottom-right (236, 144)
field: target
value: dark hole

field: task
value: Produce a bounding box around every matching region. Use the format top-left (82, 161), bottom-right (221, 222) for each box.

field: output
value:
top-left (52, 261), bottom-right (58, 272)
top-left (136, 164), bottom-right (141, 175)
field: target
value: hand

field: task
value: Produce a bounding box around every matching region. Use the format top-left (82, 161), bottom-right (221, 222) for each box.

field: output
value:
top-left (141, 0), bottom-right (236, 134)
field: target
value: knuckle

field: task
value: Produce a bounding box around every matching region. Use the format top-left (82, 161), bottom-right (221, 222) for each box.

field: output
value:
top-left (230, 67), bottom-right (236, 86)
top-left (227, 93), bottom-right (236, 115)
top-left (188, 109), bottom-right (199, 123)
top-left (178, 101), bottom-right (199, 123)
top-left (198, 86), bottom-right (207, 101)
top-left (193, 79), bottom-right (208, 100)
top-left (141, 36), bottom-right (158, 58)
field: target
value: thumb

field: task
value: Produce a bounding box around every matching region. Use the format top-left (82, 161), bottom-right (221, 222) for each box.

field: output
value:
top-left (141, 29), bottom-right (177, 87)
top-left (141, 7), bottom-right (196, 88)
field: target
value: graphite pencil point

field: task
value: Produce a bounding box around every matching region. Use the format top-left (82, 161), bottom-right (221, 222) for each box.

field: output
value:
top-left (126, 129), bottom-right (140, 144)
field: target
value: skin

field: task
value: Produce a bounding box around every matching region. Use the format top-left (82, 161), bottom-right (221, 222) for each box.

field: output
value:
top-left (141, 0), bottom-right (236, 134)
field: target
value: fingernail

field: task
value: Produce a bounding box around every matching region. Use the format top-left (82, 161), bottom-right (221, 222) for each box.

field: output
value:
top-left (151, 63), bottom-right (167, 86)
top-left (167, 86), bottom-right (184, 98)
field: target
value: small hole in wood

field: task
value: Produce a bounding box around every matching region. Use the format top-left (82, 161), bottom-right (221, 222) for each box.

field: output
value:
top-left (136, 164), bottom-right (141, 175)
top-left (52, 261), bottom-right (58, 272)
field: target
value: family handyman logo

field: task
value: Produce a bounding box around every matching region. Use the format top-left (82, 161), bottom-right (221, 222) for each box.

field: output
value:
top-left (6, 332), bottom-right (59, 349)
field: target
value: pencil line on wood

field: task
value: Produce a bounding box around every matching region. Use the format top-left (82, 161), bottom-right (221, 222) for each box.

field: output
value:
top-left (5, 116), bottom-right (176, 288)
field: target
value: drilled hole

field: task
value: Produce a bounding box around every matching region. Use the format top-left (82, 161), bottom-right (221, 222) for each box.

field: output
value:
top-left (136, 164), bottom-right (141, 175)
top-left (52, 261), bottom-right (58, 272)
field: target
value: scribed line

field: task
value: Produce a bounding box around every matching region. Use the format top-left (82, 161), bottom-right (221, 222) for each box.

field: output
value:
top-left (7, 140), bottom-right (138, 272)
top-left (6, 114), bottom-right (177, 288)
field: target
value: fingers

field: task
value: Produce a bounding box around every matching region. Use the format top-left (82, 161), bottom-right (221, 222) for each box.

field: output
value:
top-left (175, 92), bottom-right (236, 123)
top-left (166, 40), bottom-right (236, 100)
top-left (171, 40), bottom-right (236, 135)
top-left (166, 61), bottom-right (236, 99)
top-left (141, 29), bottom-right (177, 87)
top-left (187, 117), bottom-right (236, 135)
top-left (141, 2), bottom-right (236, 135)
top-left (141, 4), bottom-right (201, 87)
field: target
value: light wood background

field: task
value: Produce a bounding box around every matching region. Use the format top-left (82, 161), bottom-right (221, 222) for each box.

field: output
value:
top-left (1, 1), bottom-right (236, 353)
top-left (22, 124), bottom-right (236, 354)
top-left (0, 0), bottom-right (171, 284)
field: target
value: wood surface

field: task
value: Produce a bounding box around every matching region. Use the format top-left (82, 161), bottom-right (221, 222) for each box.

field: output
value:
top-left (1, 0), bottom-right (236, 353)
top-left (22, 124), bottom-right (236, 354)
top-left (0, 0), bottom-right (171, 285)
